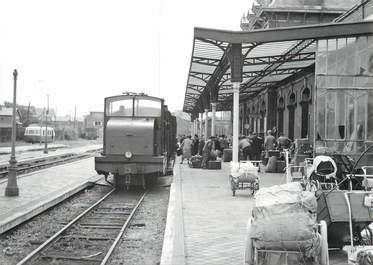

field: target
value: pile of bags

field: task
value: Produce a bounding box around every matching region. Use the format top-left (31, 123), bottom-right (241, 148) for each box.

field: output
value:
top-left (230, 161), bottom-right (258, 183)
top-left (250, 182), bottom-right (321, 260)
top-left (189, 155), bottom-right (203, 168)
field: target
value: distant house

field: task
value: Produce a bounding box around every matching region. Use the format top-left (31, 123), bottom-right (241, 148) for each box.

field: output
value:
top-left (0, 107), bottom-right (21, 142)
top-left (83, 111), bottom-right (104, 139)
top-left (53, 115), bottom-right (83, 140)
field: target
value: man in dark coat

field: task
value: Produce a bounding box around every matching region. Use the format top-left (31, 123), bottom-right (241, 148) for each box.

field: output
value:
top-left (250, 132), bottom-right (262, 161)
top-left (192, 134), bottom-right (199, 155)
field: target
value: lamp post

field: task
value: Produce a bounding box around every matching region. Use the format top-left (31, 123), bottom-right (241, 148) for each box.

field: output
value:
top-left (43, 94), bottom-right (49, 154)
top-left (5, 69), bottom-right (19, 196)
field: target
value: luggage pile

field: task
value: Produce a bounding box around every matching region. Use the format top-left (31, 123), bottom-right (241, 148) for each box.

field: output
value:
top-left (230, 161), bottom-right (258, 183)
top-left (229, 161), bottom-right (259, 196)
top-left (189, 155), bottom-right (202, 168)
top-left (250, 182), bottom-right (321, 260)
top-left (207, 160), bottom-right (221, 169)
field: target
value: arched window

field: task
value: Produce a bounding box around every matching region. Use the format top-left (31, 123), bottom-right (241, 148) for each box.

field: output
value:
top-left (301, 87), bottom-right (311, 138)
top-left (260, 100), bottom-right (266, 134)
top-left (278, 97), bottom-right (285, 135)
top-left (288, 92), bottom-right (296, 140)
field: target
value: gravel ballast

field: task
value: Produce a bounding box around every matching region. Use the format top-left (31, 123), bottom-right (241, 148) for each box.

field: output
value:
top-left (0, 184), bottom-right (112, 265)
top-left (109, 185), bottom-right (170, 265)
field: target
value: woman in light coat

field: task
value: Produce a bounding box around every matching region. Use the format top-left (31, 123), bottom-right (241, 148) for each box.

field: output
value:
top-left (180, 135), bottom-right (193, 164)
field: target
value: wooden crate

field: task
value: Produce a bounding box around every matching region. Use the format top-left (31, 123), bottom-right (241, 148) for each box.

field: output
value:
top-left (317, 191), bottom-right (373, 247)
top-left (207, 160), bottom-right (221, 169)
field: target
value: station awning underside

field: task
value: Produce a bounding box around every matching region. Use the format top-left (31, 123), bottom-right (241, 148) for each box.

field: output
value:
top-left (183, 20), bottom-right (373, 116)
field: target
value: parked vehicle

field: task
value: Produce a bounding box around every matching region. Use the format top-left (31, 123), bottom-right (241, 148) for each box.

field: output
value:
top-left (24, 125), bottom-right (55, 143)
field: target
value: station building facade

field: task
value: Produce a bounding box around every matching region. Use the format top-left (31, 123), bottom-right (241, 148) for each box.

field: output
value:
top-left (238, 0), bottom-right (373, 151)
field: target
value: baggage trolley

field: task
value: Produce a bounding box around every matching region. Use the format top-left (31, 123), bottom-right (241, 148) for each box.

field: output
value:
top-left (229, 160), bottom-right (261, 197)
top-left (245, 218), bottom-right (329, 265)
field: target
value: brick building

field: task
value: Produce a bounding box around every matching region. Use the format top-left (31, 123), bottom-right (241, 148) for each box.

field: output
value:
top-left (83, 111), bottom-right (104, 139)
top-left (0, 107), bottom-right (21, 142)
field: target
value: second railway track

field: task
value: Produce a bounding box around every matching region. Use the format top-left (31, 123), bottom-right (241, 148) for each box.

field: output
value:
top-left (17, 188), bottom-right (147, 265)
top-left (0, 151), bottom-right (98, 180)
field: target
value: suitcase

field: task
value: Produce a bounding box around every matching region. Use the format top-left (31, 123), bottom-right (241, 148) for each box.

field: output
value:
top-left (276, 160), bottom-right (286, 173)
top-left (189, 155), bottom-right (202, 168)
top-left (223, 149), bottom-right (232, 162)
top-left (207, 160), bottom-right (221, 169)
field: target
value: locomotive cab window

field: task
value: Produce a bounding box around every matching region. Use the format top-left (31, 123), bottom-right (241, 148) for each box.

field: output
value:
top-left (134, 98), bottom-right (162, 117)
top-left (106, 98), bottom-right (133, 116)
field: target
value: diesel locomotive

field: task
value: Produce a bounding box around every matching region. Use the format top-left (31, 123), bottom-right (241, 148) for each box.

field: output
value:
top-left (95, 92), bottom-right (176, 188)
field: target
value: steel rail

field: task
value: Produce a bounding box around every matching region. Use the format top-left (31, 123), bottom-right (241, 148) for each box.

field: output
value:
top-left (100, 190), bottom-right (148, 265)
top-left (0, 153), bottom-right (92, 182)
top-left (16, 188), bottom-right (116, 265)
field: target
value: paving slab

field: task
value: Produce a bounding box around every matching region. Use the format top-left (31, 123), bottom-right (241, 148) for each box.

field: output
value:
top-left (161, 160), bottom-right (349, 265)
top-left (161, 161), bottom-right (285, 265)
top-left (0, 157), bottom-right (102, 234)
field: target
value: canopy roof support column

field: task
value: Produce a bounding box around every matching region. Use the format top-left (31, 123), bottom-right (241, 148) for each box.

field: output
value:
top-left (232, 82), bottom-right (240, 163)
top-left (228, 43), bottom-right (243, 163)
top-left (204, 108), bottom-right (209, 141)
top-left (199, 113), bottom-right (203, 139)
top-left (192, 119), bottom-right (196, 136)
top-left (211, 102), bottom-right (217, 137)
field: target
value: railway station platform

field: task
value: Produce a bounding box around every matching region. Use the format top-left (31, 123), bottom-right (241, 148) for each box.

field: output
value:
top-left (161, 161), bottom-right (286, 265)
top-left (0, 157), bottom-right (102, 234)
top-left (161, 160), bottom-right (348, 265)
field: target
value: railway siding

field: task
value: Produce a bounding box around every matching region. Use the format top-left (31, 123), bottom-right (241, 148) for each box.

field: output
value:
top-left (0, 157), bottom-right (102, 234)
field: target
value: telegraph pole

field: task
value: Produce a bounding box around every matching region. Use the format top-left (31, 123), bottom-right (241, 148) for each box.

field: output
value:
top-left (5, 69), bottom-right (19, 196)
top-left (43, 94), bottom-right (49, 154)
top-left (74, 106), bottom-right (77, 130)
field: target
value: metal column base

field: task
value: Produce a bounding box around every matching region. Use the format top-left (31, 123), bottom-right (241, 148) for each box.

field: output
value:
top-left (5, 186), bottom-right (19, 196)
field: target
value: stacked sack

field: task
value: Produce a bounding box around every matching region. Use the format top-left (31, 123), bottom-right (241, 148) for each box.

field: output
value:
top-left (250, 182), bottom-right (321, 259)
top-left (230, 161), bottom-right (258, 183)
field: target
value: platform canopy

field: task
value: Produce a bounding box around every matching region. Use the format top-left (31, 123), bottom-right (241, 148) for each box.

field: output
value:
top-left (182, 20), bottom-right (373, 117)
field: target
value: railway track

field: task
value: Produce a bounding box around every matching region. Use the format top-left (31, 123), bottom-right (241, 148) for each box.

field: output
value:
top-left (16, 189), bottom-right (147, 265)
top-left (0, 151), bottom-right (97, 179)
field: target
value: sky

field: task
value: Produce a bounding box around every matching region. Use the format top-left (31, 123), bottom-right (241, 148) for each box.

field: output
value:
top-left (0, 0), bottom-right (252, 117)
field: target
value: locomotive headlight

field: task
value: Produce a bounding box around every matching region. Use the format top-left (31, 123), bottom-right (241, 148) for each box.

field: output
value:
top-left (125, 151), bottom-right (133, 159)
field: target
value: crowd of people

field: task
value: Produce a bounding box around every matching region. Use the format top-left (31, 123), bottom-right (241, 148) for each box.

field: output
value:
top-left (177, 128), bottom-right (293, 166)
top-left (239, 128), bottom-right (293, 162)
top-left (177, 134), bottom-right (230, 168)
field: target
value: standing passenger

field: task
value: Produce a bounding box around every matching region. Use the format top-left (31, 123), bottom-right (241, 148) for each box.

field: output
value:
top-left (198, 137), bottom-right (205, 156)
top-left (239, 136), bottom-right (252, 160)
top-left (277, 133), bottom-right (291, 151)
top-left (201, 137), bottom-right (214, 168)
top-left (180, 135), bottom-right (193, 164)
top-left (250, 132), bottom-right (262, 161)
top-left (192, 134), bottom-right (199, 156)
top-left (264, 130), bottom-right (276, 152)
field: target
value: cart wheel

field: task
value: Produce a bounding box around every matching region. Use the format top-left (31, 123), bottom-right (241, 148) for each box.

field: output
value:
top-left (245, 218), bottom-right (255, 265)
top-left (366, 226), bottom-right (373, 245)
top-left (319, 220), bottom-right (329, 265)
top-left (230, 177), bottom-right (236, 196)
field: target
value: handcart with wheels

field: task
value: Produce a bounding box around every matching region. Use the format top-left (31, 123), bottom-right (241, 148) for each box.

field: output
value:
top-left (229, 160), bottom-right (260, 196)
top-left (245, 182), bottom-right (329, 265)
top-left (245, 219), bottom-right (329, 265)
